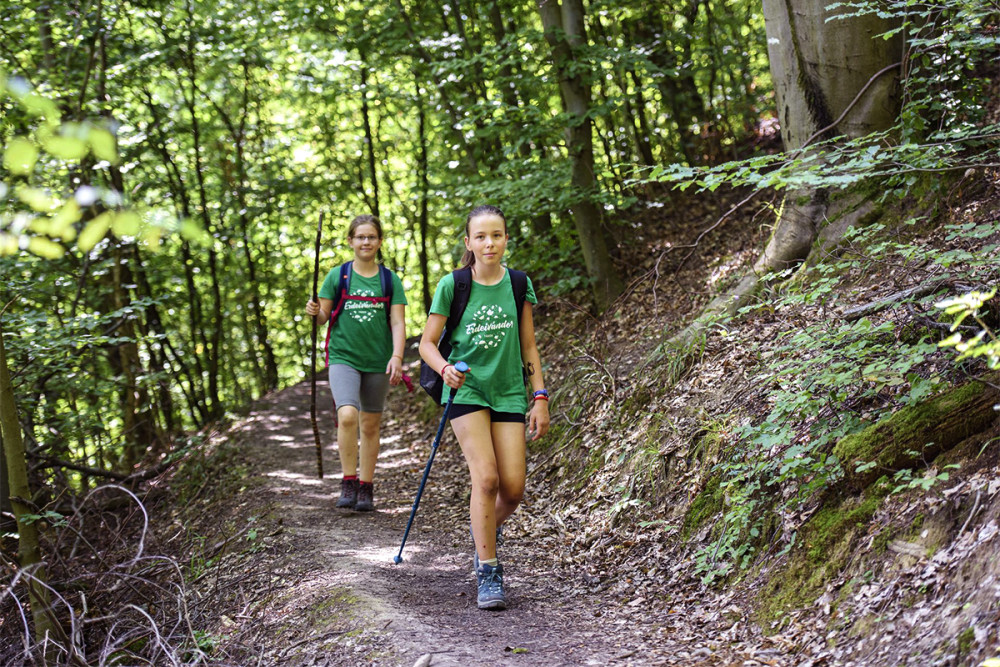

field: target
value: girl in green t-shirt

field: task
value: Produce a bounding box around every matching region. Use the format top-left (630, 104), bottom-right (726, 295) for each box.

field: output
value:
top-left (419, 205), bottom-right (550, 610)
top-left (306, 215), bottom-right (408, 512)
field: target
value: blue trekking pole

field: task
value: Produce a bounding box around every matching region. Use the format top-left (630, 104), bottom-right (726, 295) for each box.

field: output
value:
top-left (393, 361), bottom-right (469, 564)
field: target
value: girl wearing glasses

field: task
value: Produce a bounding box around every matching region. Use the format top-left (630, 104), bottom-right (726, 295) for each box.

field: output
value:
top-left (306, 215), bottom-right (407, 512)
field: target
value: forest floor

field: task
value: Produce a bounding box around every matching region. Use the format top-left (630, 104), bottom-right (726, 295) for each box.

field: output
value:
top-left (109, 171), bottom-right (999, 667)
top-left (184, 373), bottom-right (788, 667)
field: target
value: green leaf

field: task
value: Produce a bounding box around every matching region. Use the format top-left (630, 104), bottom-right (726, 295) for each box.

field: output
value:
top-left (16, 187), bottom-right (57, 212)
top-left (27, 236), bottom-right (65, 259)
top-left (88, 128), bottom-right (119, 164)
top-left (0, 232), bottom-right (16, 255)
top-left (78, 212), bottom-right (113, 252)
top-left (43, 135), bottom-right (88, 160)
top-left (180, 218), bottom-right (212, 246)
top-left (112, 211), bottom-right (141, 237)
top-left (3, 138), bottom-right (38, 175)
top-left (20, 93), bottom-right (60, 119)
top-left (50, 201), bottom-right (82, 240)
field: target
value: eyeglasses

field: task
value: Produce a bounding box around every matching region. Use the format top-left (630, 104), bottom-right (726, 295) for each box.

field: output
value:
top-left (352, 235), bottom-right (379, 243)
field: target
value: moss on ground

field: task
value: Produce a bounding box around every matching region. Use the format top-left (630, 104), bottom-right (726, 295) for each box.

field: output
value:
top-left (834, 378), bottom-right (996, 491)
top-left (756, 483), bottom-right (889, 626)
top-left (957, 626), bottom-right (976, 655)
top-left (682, 476), bottom-right (723, 540)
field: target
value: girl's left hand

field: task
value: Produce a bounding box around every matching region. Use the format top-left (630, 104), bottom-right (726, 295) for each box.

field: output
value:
top-left (386, 356), bottom-right (403, 385)
top-left (527, 398), bottom-right (549, 441)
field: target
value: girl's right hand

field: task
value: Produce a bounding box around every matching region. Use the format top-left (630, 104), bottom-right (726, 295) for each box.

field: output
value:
top-left (442, 364), bottom-right (465, 390)
top-left (305, 300), bottom-right (319, 317)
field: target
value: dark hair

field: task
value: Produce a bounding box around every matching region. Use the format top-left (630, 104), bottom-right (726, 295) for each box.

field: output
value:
top-left (348, 214), bottom-right (383, 239)
top-left (460, 205), bottom-right (507, 269)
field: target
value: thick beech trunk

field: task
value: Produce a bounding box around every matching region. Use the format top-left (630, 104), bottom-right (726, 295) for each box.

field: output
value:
top-left (537, 0), bottom-right (623, 311)
top-left (672, 0), bottom-right (902, 345)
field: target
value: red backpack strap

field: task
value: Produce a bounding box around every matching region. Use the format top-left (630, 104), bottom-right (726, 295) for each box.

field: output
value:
top-left (324, 261), bottom-right (353, 365)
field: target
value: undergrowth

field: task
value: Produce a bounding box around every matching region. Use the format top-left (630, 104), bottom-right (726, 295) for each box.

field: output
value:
top-left (691, 208), bottom-right (1000, 585)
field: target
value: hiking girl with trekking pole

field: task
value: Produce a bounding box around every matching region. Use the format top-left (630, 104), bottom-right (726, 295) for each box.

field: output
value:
top-left (419, 204), bottom-right (549, 610)
top-left (306, 214), bottom-right (408, 512)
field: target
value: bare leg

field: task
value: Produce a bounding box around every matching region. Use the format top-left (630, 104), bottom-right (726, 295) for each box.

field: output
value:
top-left (336, 406), bottom-right (360, 477)
top-left (491, 421), bottom-right (526, 527)
top-left (452, 410), bottom-right (499, 562)
top-left (358, 411), bottom-right (382, 483)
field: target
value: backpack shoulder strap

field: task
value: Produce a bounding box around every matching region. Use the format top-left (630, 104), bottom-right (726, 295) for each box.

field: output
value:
top-left (340, 261), bottom-right (353, 294)
top-left (378, 265), bottom-right (393, 326)
top-left (447, 266), bottom-right (473, 335)
top-left (328, 261), bottom-right (353, 327)
top-left (508, 269), bottom-right (528, 328)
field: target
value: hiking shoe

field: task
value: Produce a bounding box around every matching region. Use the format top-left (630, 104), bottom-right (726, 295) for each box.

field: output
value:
top-left (476, 562), bottom-right (507, 610)
top-left (336, 478), bottom-right (358, 509)
top-left (354, 482), bottom-right (375, 512)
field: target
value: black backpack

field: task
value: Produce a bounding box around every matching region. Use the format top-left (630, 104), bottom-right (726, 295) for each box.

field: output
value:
top-left (419, 266), bottom-right (529, 402)
top-left (324, 261), bottom-right (394, 365)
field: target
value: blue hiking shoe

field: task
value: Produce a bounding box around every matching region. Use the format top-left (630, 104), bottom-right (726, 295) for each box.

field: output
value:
top-left (476, 562), bottom-right (507, 610)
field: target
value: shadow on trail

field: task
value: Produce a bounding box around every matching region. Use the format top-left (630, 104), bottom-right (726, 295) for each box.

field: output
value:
top-left (217, 376), bottom-right (735, 667)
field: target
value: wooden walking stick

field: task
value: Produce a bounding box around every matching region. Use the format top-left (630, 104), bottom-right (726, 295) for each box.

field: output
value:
top-left (310, 213), bottom-right (325, 479)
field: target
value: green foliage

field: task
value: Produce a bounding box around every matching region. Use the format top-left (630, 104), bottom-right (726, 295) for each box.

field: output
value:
top-left (0, 76), bottom-right (184, 258)
top-left (937, 289), bottom-right (1000, 369)
top-left (689, 209), bottom-right (999, 582)
top-left (19, 510), bottom-right (68, 527)
top-left (888, 464), bottom-right (958, 495)
top-left (633, 0), bottom-right (999, 198)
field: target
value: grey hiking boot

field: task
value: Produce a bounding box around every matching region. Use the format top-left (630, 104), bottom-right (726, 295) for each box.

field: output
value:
top-left (354, 482), bottom-right (375, 512)
top-left (476, 562), bottom-right (507, 610)
top-left (336, 478), bottom-right (358, 508)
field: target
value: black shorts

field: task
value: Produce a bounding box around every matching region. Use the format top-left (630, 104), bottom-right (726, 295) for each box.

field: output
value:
top-left (449, 403), bottom-right (525, 424)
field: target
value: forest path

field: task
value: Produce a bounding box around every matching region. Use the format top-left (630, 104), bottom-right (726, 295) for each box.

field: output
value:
top-left (209, 372), bottom-right (773, 666)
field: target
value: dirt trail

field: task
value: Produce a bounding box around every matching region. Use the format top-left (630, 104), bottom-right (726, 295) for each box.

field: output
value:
top-left (202, 374), bottom-right (761, 667)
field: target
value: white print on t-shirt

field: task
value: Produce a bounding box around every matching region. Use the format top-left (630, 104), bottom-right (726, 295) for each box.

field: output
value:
top-left (344, 289), bottom-right (383, 323)
top-left (466, 304), bottom-right (513, 350)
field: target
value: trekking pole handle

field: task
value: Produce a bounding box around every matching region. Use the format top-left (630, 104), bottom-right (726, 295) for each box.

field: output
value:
top-left (447, 361), bottom-right (469, 401)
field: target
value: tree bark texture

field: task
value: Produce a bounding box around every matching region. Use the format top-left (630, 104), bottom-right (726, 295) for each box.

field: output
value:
top-left (537, 0), bottom-right (623, 311)
top-left (0, 318), bottom-right (60, 644)
top-left (672, 0), bottom-right (902, 344)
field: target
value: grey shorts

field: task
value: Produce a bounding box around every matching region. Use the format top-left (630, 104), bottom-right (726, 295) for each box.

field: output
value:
top-left (328, 364), bottom-right (390, 413)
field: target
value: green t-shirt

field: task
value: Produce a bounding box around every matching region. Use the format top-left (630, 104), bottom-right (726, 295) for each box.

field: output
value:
top-left (429, 269), bottom-right (537, 412)
top-left (320, 266), bottom-right (407, 372)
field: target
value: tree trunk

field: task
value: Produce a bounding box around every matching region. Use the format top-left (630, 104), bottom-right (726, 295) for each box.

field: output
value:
top-left (112, 240), bottom-right (144, 471)
top-left (671, 0), bottom-right (902, 345)
top-left (182, 17), bottom-right (224, 418)
top-left (537, 0), bottom-right (623, 311)
top-left (417, 99), bottom-right (432, 314)
top-left (359, 60), bottom-right (381, 219)
top-left (391, 0), bottom-right (481, 174)
top-left (638, 1), bottom-right (708, 165)
top-left (835, 374), bottom-right (1000, 492)
top-left (209, 60), bottom-right (280, 392)
top-left (0, 317), bottom-right (61, 646)
top-left (487, 0), bottom-right (552, 236)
